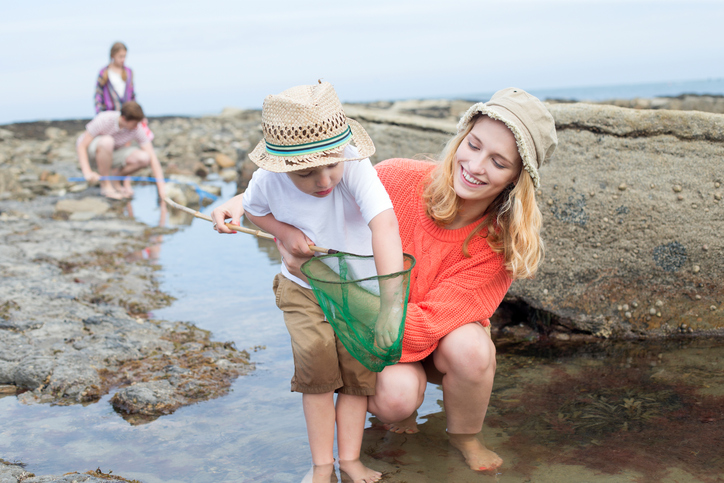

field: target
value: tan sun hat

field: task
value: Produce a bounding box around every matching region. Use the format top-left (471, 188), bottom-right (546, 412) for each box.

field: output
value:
top-left (457, 87), bottom-right (557, 188)
top-left (249, 82), bottom-right (375, 172)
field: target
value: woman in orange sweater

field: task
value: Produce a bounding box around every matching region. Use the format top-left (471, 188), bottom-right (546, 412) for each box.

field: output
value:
top-left (211, 87), bottom-right (557, 473)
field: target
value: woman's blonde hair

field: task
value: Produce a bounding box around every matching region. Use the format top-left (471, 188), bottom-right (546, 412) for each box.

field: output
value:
top-left (422, 114), bottom-right (544, 279)
top-left (100, 42), bottom-right (128, 86)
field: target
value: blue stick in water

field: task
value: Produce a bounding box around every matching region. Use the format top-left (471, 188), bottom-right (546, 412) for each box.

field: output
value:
top-left (67, 176), bottom-right (219, 202)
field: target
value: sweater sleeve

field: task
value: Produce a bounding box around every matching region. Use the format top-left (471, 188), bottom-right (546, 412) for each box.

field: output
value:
top-left (94, 69), bottom-right (105, 114)
top-left (402, 263), bottom-right (511, 357)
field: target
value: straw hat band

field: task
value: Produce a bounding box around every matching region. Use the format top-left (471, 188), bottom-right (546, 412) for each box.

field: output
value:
top-left (265, 125), bottom-right (352, 157)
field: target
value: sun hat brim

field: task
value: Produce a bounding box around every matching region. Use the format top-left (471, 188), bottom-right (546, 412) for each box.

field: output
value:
top-left (249, 118), bottom-right (375, 173)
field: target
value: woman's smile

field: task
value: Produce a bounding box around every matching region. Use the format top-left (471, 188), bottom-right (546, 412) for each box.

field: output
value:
top-left (460, 166), bottom-right (486, 187)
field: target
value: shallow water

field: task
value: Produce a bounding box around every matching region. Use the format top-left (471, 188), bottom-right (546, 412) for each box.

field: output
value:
top-left (1, 184), bottom-right (723, 483)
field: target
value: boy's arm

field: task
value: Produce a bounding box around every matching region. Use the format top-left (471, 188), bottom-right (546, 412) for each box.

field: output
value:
top-left (369, 208), bottom-right (405, 349)
top-left (246, 212), bottom-right (316, 283)
top-left (140, 142), bottom-right (166, 199)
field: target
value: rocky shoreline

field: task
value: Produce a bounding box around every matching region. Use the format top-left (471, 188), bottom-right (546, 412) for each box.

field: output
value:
top-left (1, 94), bottom-right (723, 482)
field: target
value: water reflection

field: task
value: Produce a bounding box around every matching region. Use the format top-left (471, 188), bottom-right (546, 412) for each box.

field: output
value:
top-left (0, 184), bottom-right (722, 483)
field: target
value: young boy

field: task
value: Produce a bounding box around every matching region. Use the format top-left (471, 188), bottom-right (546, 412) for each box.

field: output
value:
top-left (212, 82), bottom-right (403, 483)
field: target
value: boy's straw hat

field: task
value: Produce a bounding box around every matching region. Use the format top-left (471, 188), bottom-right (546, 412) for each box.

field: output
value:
top-left (249, 82), bottom-right (375, 172)
top-left (457, 88), bottom-right (557, 188)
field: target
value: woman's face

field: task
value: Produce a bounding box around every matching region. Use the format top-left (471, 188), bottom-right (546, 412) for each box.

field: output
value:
top-left (111, 49), bottom-right (127, 67)
top-left (453, 116), bottom-right (523, 206)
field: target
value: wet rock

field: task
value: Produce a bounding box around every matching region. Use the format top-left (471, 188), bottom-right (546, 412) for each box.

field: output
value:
top-left (215, 153), bottom-right (235, 169)
top-left (12, 356), bottom-right (55, 390)
top-left (55, 197), bottom-right (110, 218)
top-left (112, 379), bottom-right (179, 415)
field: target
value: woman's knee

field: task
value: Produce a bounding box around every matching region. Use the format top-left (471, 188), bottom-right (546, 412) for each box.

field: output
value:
top-left (435, 325), bottom-right (496, 380)
top-left (368, 364), bottom-right (425, 422)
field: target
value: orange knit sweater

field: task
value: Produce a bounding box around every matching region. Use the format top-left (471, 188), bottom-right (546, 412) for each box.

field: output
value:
top-left (375, 159), bottom-right (513, 363)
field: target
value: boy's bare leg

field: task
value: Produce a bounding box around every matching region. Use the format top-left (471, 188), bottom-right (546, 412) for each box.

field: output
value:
top-left (301, 463), bottom-right (337, 483)
top-left (336, 394), bottom-right (382, 483)
top-left (303, 392), bottom-right (336, 477)
top-left (94, 137), bottom-right (124, 200)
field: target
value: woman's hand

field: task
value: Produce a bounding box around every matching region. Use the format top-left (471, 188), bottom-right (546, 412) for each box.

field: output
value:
top-left (211, 195), bottom-right (245, 233)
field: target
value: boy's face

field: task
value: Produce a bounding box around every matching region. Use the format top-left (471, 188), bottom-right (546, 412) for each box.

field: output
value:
top-left (286, 157), bottom-right (344, 198)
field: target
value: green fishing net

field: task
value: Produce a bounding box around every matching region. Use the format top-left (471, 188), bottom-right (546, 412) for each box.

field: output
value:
top-left (301, 253), bottom-right (416, 372)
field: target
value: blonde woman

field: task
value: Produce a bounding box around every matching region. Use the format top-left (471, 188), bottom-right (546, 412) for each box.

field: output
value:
top-left (94, 42), bottom-right (135, 113)
top-left (212, 87), bottom-right (557, 474)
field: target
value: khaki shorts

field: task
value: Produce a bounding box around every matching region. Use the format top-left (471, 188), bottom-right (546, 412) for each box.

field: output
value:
top-left (87, 136), bottom-right (139, 170)
top-left (273, 273), bottom-right (376, 396)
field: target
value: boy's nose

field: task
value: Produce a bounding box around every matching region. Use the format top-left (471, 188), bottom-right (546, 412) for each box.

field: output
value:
top-left (317, 174), bottom-right (331, 187)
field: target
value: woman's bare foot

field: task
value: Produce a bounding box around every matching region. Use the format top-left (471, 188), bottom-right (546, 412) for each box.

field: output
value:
top-left (100, 185), bottom-right (125, 200)
top-left (382, 411), bottom-right (418, 434)
top-left (447, 433), bottom-right (503, 472)
top-left (301, 463), bottom-right (337, 483)
top-left (338, 459), bottom-right (382, 483)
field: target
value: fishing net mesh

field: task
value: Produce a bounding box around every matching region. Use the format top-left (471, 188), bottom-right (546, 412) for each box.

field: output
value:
top-left (301, 253), bottom-right (416, 372)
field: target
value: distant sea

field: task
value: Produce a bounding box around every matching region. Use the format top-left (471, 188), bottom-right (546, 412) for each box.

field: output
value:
top-left (476, 78), bottom-right (724, 104)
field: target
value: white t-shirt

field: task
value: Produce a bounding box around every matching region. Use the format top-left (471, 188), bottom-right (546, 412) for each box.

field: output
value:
top-left (243, 146), bottom-right (393, 288)
top-left (108, 69), bottom-right (126, 96)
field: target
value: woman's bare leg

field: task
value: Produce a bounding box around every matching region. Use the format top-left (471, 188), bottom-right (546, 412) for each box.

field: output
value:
top-left (367, 361), bottom-right (426, 433)
top-left (433, 323), bottom-right (502, 471)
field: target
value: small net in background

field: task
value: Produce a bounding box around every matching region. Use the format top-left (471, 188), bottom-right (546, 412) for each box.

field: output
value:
top-left (301, 253), bottom-right (416, 372)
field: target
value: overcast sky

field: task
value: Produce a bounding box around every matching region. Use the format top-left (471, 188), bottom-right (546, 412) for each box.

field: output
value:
top-left (1, 0), bottom-right (723, 124)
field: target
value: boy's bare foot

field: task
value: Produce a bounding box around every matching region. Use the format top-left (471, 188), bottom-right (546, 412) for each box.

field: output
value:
top-left (121, 178), bottom-right (134, 198)
top-left (301, 463), bottom-right (337, 483)
top-left (447, 433), bottom-right (503, 472)
top-left (382, 411), bottom-right (418, 434)
top-left (100, 185), bottom-right (125, 200)
top-left (339, 459), bottom-right (382, 483)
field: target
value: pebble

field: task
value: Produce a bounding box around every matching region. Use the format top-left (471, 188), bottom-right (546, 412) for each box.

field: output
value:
top-left (711, 305), bottom-right (718, 311)
top-left (649, 308), bottom-right (657, 315)
top-left (650, 184), bottom-right (655, 189)
top-left (695, 295), bottom-right (702, 300)
top-left (677, 194), bottom-right (684, 201)
top-left (622, 304), bottom-right (629, 311)
top-left (537, 190), bottom-right (542, 196)
top-left (673, 185), bottom-right (682, 193)
top-left (596, 242), bottom-right (601, 247)
top-left (693, 265), bottom-right (700, 273)
top-left (716, 182), bottom-right (721, 188)
top-left (624, 311), bottom-right (632, 319)
top-left (715, 193), bottom-right (722, 201)
top-left (657, 312), bottom-right (662, 317)
top-left (612, 195), bottom-right (619, 200)
top-left (632, 301), bottom-right (638, 308)
top-left (703, 245), bottom-right (709, 251)
top-left (593, 254), bottom-right (598, 259)
top-left (618, 183), bottom-right (627, 191)
top-left (618, 305), bottom-right (623, 311)
top-left (547, 199), bottom-right (553, 205)
top-left (603, 217), bottom-right (609, 223)
top-left (656, 300), bottom-right (664, 307)
top-left (543, 289), bottom-right (548, 295)
top-left (691, 204), bottom-right (698, 209)
top-left (590, 191), bottom-right (595, 197)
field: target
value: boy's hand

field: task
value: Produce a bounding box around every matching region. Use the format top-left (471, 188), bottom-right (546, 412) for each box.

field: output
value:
top-left (374, 301), bottom-right (403, 350)
top-left (211, 196), bottom-right (245, 233)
